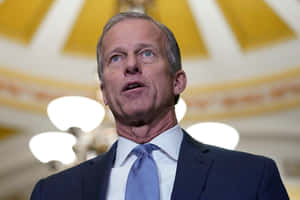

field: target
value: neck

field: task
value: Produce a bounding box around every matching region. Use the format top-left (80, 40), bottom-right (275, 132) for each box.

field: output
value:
top-left (115, 109), bottom-right (178, 144)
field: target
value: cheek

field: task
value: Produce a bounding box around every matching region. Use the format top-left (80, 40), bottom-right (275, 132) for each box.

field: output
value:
top-left (153, 74), bottom-right (173, 96)
top-left (102, 79), bottom-right (119, 100)
top-left (103, 70), bottom-right (121, 89)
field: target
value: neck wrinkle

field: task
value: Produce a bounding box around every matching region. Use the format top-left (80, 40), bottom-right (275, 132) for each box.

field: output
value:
top-left (115, 109), bottom-right (177, 144)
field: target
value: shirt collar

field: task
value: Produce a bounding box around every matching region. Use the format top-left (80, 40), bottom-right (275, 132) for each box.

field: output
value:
top-left (114, 124), bottom-right (183, 167)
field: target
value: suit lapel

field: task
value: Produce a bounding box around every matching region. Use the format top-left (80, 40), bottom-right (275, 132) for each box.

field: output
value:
top-left (81, 142), bottom-right (117, 200)
top-left (171, 131), bottom-right (214, 200)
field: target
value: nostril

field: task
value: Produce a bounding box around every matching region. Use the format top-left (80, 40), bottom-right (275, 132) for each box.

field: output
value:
top-left (134, 67), bottom-right (139, 72)
top-left (126, 65), bottom-right (140, 74)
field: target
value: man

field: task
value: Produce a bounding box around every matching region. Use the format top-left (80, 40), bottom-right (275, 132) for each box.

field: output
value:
top-left (31, 12), bottom-right (289, 200)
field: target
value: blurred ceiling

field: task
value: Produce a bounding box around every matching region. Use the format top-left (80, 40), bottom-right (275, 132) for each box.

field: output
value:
top-left (0, 0), bottom-right (300, 199)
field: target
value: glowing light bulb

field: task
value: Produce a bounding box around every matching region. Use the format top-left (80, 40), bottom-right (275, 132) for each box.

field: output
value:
top-left (187, 122), bottom-right (240, 150)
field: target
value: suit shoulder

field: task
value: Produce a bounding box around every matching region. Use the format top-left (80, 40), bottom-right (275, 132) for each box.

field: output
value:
top-left (185, 132), bottom-right (272, 164)
top-left (39, 153), bottom-right (105, 184)
top-left (30, 153), bottom-right (107, 200)
top-left (182, 135), bottom-right (289, 199)
top-left (202, 143), bottom-right (279, 174)
top-left (208, 143), bottom-right (270, 161)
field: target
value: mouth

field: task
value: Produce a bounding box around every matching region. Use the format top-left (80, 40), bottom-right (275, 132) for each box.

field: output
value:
top-left (123, 81), bottom-right (145, 92)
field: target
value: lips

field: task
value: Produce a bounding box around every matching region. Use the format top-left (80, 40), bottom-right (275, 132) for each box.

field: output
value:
top-left (122, 81), bottom-right (145, 92)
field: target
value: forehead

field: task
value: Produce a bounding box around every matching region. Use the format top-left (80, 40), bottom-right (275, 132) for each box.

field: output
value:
top-left (101, 18), bottom-right (166, 52)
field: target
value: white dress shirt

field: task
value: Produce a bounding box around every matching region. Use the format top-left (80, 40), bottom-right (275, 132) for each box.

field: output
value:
top-left (106, 125), bottom-right (183, 200)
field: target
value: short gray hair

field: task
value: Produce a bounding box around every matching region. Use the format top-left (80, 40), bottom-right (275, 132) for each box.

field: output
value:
top-left (96, 12), bottom-right (182, 81)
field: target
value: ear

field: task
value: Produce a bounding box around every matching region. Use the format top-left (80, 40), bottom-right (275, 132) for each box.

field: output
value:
top-left (173, 70), bottom-right (187, 95)
top-left (100, 83), bottom-right (108, 105)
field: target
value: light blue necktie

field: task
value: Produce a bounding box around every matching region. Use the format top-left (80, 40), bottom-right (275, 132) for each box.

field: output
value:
top-left (125, 144), bottom-right (160, 200)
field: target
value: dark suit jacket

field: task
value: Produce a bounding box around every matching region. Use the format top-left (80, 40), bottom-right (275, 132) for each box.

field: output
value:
top-left (31, 131), bottom-right (289, 200)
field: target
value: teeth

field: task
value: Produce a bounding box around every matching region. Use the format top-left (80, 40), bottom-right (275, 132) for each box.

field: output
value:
top-left (127, 83), bottom-right (140, 89)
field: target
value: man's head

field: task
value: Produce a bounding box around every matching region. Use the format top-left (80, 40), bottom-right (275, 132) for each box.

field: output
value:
top-left (97, 12), bottom-right (186, 142)
top-left (97, 12), bottom-right (182, 85)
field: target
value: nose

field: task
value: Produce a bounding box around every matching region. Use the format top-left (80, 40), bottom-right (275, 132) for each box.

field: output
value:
top-left (125, 54), bottom-right (140, 75)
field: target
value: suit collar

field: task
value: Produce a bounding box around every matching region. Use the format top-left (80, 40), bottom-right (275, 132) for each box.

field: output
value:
top-left (115, 124), bottom-right (183, 166)
top-left (81, 142), bottom-right (117, 200)
top-left (171, 130), bottom-right (214, 200)
top-left (79, 130), bottom-right (213, 200)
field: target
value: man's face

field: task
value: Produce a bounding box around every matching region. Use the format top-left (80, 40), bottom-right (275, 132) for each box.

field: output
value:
top-left (100, 19), bottom-right (181, 125)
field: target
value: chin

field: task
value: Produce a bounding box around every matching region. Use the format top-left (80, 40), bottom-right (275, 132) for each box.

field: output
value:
top-left (124, 106), bottom-right (151, 116)
top-left (121, 109), bottom-right (153, 125)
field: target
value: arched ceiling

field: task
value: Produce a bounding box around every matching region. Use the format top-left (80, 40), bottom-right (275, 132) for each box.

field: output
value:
top-left (0, 0), bottom-right (300, 198)
top-left (0, 0), bottom-right (299, 129)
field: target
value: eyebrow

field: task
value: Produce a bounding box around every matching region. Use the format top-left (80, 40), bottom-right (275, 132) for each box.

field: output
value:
top-left (134, 43), bottom-right (160, 54)
top-left (103, 47), bottom-right (126, 63)
top-left (105, 43), bottom-right (159, 58)
top-left (106, 47), bottom-right (126, 55)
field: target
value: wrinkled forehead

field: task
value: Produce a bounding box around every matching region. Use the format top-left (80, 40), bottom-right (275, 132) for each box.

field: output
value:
top-left (101, 18), bottom-right (167, 52)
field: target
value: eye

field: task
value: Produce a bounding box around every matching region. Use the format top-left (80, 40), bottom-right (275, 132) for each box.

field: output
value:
top-left (142, 50), bottom-right (153, 57)
top-left (110, 55), bottom-right (121, 63)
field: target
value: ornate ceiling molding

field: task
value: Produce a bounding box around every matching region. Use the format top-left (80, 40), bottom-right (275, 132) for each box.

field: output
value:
top-left (0, 125), bottom-right (18, 140)
top-left (183, 67), bottom-right (300, 122)
top-left (0, 65), bottom-right (299, 121)
top-left (0, 0), bottom-right (54, 44)
top-left (0, 66), bottom-right (97, 113)
top-left (216, 0), bottom-right (297, 51)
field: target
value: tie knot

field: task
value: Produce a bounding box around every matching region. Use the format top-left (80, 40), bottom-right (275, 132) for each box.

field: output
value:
top-left (131, 144), bottom-right (159, 157)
